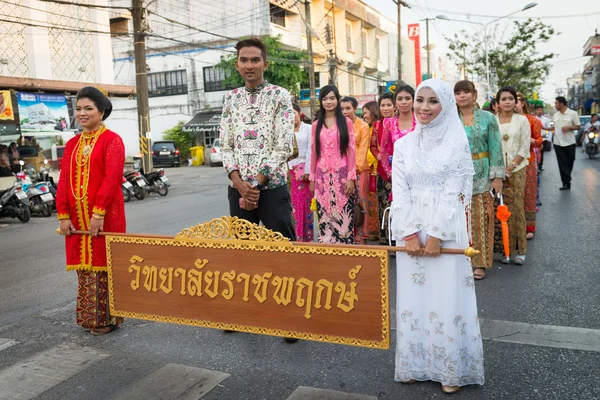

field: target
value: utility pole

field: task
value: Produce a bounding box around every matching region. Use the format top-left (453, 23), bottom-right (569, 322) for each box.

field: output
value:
top-left (304, 0), bottom-right (316, 119)
top-left (393, 0), bottom-right (410, 82)
top-left (425, 18), bottom-right (430, 79)
top-left (326, 3), bottom-right (336, 85)
top-left (132, 0), bottom-right (152, 172)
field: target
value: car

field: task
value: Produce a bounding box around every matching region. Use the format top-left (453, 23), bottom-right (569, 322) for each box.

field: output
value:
top-left (41, 146), bottom-right (65, 170)
top-left (576, 115), bottom-right (591, 146)
top-left (152, 141), bottom-right (180, 167)
top-left (209, 139), bottom-right (222, 167)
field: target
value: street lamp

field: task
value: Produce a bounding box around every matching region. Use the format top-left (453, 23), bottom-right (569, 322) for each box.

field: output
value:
top-left (437, 2), bottom-right (538, 97)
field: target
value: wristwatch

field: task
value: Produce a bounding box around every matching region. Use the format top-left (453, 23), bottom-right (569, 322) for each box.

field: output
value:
top-left (511, 161), bottom-right (518, 169)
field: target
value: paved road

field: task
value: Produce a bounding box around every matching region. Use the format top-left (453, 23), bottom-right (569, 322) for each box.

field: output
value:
top-left (0, 153), bottom-right (599, 400)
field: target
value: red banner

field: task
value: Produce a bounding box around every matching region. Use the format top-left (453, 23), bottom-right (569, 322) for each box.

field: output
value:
top-left (407, 23), bottom-right (422, 86)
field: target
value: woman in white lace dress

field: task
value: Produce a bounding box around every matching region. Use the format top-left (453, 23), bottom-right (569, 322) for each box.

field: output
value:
top-left (390, 79), bottom-right (484, 394)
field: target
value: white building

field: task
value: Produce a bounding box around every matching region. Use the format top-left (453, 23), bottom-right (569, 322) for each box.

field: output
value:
top-left (0, 0), bottom-right (133, 150)
top-left (109, 0), bottom-right (415, 157)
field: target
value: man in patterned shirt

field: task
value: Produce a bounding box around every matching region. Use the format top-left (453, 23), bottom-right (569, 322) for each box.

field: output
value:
top-left (219, 38), bottom-right (296, 240)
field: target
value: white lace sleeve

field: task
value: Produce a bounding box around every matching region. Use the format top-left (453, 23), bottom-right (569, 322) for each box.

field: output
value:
top-left (389, 143), bottom-right (421, 240)
top-left (425, 175), bottom-right (469, 246)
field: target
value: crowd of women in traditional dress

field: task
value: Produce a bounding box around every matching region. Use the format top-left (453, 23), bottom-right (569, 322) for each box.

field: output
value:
top-left (289, 80), bottom-right (542, 281)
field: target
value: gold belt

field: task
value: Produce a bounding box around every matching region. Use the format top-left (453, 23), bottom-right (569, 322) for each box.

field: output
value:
top-left (472, 151), bottom-right (489, 160)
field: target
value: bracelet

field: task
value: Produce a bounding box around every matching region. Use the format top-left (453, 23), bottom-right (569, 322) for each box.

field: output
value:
top-left (404, 233), bottom-right (418, 241)
top-left (92, 214), bottom-right (104, 220)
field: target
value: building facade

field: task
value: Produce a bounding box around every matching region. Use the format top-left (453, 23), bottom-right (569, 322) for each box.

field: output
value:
top-left (0, 0), bottom-right (132, 150)
top-left (109, 0), bottom-right (415, 156)
top-left (567, 33), bottom-right (600, 115)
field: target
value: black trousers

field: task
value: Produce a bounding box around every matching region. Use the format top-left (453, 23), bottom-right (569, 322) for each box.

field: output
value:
top-left (228, 185), bottom-right (296, 241)
top-left (554, 144), bottom-right (576, 186)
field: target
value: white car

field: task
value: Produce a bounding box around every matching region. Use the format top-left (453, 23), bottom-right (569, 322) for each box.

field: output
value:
top-left (209, 139), bottom-right (222, 167)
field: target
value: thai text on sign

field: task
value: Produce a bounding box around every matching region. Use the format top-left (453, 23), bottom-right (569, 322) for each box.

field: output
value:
top-left (106, 219), bottom-right (389, 349)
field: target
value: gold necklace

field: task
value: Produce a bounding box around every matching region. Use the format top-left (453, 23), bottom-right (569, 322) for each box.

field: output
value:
top-left (70, 125), bottom-right (105, 201)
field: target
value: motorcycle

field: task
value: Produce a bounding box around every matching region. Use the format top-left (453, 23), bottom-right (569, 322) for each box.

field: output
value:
top-left (0, 182), bottom-right (30, 223)
top-left (585, 129), bottom-right (599, 159)
top-left (123, 170), bottom-right (147, 200)
top-left (139, 167), bottom-right (169, 197)
top-left (17, 171), bottom-right (53, 218)
top-left (122, 176), bottom-right (133, 202)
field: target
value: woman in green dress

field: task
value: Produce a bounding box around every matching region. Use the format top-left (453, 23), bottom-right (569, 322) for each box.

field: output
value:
top-left (455, 81), bottom-right (504, 280)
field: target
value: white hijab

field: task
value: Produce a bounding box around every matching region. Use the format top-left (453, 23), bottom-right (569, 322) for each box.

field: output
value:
top-left (412, 78), bottom-right (474, 210)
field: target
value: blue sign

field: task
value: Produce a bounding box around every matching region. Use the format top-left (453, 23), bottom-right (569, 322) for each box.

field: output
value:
top-left (300, 88), bottom-right (320, 103)
top-left (17, 92), bottom-right (71, 132)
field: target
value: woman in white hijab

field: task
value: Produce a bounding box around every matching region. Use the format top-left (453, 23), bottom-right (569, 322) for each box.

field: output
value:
top-left (390, 79), bottom-right (484, 393)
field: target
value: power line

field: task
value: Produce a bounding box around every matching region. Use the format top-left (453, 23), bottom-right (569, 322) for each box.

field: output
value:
top-left (0, 0), bottom-right (111, 28)
top-left (0, 18), bottom-right (127, 36)
top-left (38, 0), bottom-right (130, 10)
top-left (406, 4), bottom-right (600, 20)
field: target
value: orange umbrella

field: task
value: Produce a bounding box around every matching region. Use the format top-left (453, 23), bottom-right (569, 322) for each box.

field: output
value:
top-left (495, 193), bottom-right (511, 258)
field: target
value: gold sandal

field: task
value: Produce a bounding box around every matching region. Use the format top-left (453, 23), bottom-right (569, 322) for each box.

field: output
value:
top-left (90, 326), bottom-right (118, 336)
top-left (441, 385), bottom-right (461, 394)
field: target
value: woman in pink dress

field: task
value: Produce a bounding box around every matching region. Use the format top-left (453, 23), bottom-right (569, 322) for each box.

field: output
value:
top-left (370, 93), bottom-right (396, 244)
top-left (288, 104), bottom-right (314, 242)
top-left (309, 85), bottom-right (356, 244)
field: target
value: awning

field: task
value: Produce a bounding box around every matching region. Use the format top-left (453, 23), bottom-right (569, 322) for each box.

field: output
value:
top-left (182, 112), bottom-right (221, 133)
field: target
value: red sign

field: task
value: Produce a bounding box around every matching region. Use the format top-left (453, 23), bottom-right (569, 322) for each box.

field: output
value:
top-left (592, 46), bottom-right (600, 56)
top-left (407, 23), bottom-right (422, 86)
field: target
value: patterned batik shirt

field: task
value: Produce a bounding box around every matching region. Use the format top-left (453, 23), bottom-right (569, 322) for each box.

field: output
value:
top-left (219, 82), bottom-right (294, 190)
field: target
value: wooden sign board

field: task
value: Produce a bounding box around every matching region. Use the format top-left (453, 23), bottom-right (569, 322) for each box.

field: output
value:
top-left (106, 217), bottom-right (390, 349)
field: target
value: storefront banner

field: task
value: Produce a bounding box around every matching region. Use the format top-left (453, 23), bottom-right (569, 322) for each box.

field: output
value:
top-left (0, 90), bottom-right (14, 121)
top-left (16, 92), bottom-right (70, 132)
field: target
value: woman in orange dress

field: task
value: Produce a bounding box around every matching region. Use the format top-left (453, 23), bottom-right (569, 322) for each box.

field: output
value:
top-left (56, 86), bottom-right (126, 335)
top-left (516, 93), bottom-right (542, 240)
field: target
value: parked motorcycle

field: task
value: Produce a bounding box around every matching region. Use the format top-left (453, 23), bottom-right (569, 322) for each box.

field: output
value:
top-left (122, 176), bottom-right (133, 202)
top-left (586, 130), bottom-right (599, 159)
top-left (17, 170), bottom-right (53, 217)
top-left (139, 167), bottom-right (169, 197)
top-left (0, 182), bottom-right (30, 223)
top-left (123, 170), bottom-right (147, 200)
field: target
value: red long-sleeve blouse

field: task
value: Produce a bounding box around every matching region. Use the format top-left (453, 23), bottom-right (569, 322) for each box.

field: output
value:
top-left (56, 127), bottom-right (126, 272)
top-left (524, 114), bottom-right (543, 162)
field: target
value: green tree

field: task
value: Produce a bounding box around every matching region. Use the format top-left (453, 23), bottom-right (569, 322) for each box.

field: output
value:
top-left (163, 121), bottom-right (193, 159)
top-left (446, 18), bottom-right (559, 96)
top-left (217, 35), bottom-right (308, 96)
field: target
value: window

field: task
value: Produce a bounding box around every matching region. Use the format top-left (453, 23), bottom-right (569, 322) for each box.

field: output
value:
top-left (375, 37), bottom-right (381, 59)
top-left (147, 70), bottom-right (187, 97)
top-left (203, 66), bottom-right (234, 93)
top-left (270, 5), bottom-right (286, 27)
top-left (346, 22), bottom-right (352, 51)
top-left (109, 17), bottom-right (129, 37)
top-left (361, 31), bottom-right (367, 57)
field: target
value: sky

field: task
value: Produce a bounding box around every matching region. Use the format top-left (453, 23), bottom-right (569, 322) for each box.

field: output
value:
top-left (364, 0), bottom-right (600, 103)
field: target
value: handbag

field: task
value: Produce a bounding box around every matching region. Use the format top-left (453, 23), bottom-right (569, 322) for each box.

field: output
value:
top-left (368, 173), bottom-right (377, 193)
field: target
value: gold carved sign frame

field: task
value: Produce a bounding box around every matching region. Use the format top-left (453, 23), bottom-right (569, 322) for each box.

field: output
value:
top-left (106, 217), bottom-right (390, 349)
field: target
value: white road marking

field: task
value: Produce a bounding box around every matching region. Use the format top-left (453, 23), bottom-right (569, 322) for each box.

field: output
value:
top-left (390, 310), bottom-right (600, 352)
top-left (0, 343), bottom-right (110, 400)
top-left (286, 386), bottom-right (377, 400)
top-left (112, 363), bottom-right (230, 400)
top-left (0, 338), bottom-right (17, 351)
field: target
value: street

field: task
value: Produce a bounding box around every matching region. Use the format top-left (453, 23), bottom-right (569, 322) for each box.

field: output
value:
top-left (0, 154), bottom-right (599, 400)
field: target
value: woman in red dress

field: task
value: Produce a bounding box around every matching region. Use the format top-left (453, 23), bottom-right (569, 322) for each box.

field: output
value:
top-left (56, 86), bottom-right (126, 335)
top-left (516, 93), bottom-right (542, 240)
